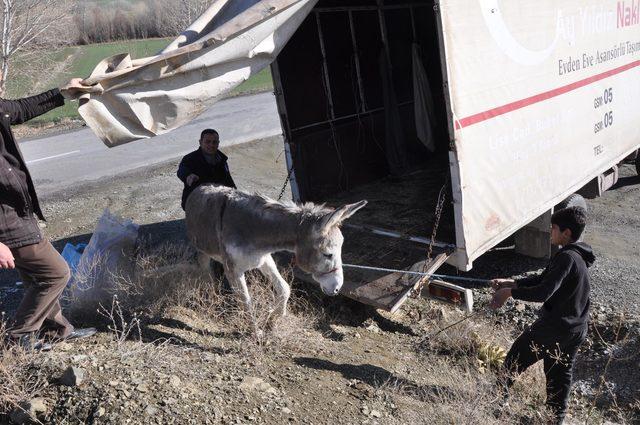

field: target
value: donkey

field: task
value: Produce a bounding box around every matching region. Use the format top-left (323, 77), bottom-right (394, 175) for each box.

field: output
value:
top-left (185, 185), bottom-right (367, 317)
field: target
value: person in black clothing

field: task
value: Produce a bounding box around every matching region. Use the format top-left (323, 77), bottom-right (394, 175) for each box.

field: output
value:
top-left (2, 79), bottom-right (98, 350)
top-left (177, 128), bottom-right (236, 210)
top-left (490, 206), bottom-right (594, 424)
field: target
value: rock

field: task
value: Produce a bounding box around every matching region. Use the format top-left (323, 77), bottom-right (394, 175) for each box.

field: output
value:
top-left (145, 405), bottom-right (159, 416)
top-left (60, 366), bottom-right (85, 386)
top-left (10, 398), bottom-right (47, 424)
top-left (282, 407), bottom-right (292, 414)
top-left (95, 407), bottom-right (106, 418)
top-left (71, 355), bottom-right (88, 363)
top-left (169, 375), bottom-right (182, 388)
top-left (239, 377), bottom-right (277, 395)
top-left (56, 342), bottom-right (72, 352)
top-left (514, 303), bottom-right (526, 312)
top-left (371, 410), bottom-right (382, 418)
top-left (137, 384), bottom-right (149, 393)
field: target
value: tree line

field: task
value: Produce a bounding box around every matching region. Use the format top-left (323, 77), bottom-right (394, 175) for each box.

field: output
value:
top-left (74, 0), bottom-right (210, 44)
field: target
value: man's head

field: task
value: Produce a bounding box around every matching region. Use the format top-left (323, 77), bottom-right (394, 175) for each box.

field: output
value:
top-left (550, 206), bottom-right (587, 246)
top-left (199, 129), bottom-right (220, 155)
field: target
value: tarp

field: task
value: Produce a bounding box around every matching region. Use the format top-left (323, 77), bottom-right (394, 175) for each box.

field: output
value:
top-left (412, 43), bottom-right (436, 152)
top-left (440, 0), bottom-right (640, 269)
top-left (78, 0), bottom-right (318, 147)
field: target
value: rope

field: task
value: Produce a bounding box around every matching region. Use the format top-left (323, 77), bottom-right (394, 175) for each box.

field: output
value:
top-left (341, 263), bottom-right (491, 284)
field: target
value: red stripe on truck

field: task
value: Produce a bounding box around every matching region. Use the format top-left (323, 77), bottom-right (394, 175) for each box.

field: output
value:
top-left (455, 59), bottom-right (640, 130)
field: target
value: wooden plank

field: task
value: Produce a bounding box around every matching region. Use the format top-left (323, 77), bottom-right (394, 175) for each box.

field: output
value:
top-left (337, 249), bottom-right (451, 312)
top-left (388, 252), bottom-right (450, 313)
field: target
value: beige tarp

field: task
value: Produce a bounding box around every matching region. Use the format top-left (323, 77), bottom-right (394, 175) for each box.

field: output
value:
top-left (78, 0), bottom-right (317, 147)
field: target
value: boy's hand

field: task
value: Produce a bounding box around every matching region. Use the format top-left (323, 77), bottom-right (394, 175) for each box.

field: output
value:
top-left (490, 278), bottom-right (515, 291)
top-left (490, 288), bottom-right (512, 310)
top-left (0, 242), bottom-right (15, 269)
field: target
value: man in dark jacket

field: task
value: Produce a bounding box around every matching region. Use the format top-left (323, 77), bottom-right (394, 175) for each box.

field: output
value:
top-left (177, 128), bottom-right (236, 209)
top-left (1, 79), bottom-right (97, 350)
top-left (490, 206), bottom-right (594, 424)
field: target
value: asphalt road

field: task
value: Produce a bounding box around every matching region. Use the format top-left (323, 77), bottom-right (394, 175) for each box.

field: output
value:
top-left (20, 92), bottom-right (282, 195)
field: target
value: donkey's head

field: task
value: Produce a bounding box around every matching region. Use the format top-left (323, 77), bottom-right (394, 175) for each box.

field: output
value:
top-left (296, 200), bottom-right (367, 296)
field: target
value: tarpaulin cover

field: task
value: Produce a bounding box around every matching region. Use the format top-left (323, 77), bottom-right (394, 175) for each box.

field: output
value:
top-left (78, 0), bottom-right (317, 147)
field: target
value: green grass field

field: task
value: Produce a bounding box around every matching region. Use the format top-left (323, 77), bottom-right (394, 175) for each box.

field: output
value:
top-left (6, 38), bottom-right (274, 124)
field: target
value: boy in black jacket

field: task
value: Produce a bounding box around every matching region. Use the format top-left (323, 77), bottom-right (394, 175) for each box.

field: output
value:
top-left (490, 206), bottom-right (595, 424)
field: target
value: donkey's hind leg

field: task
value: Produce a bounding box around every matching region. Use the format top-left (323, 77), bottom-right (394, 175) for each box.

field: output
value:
top-left (259, 255), bottom-right (291, 317)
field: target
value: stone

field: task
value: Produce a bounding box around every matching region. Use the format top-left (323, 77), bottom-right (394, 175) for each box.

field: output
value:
top-left (169, 375), bottom-right (182, 388)
top-left (145, 405), bottom-right (159, 416)
top-left (71, 355), bottom-right (89, 363)
top-left (10, 398), bottom-right (47, 424)
top-left (239, 377), bottom-right (277, 395)
top-left (60, 366), bottom-right (85, 386)
top-left (514, 303), bottom-right (526, 312)
top-left (370, 410), bottom-right (382, 418)
top-left (96, 407), bottom-right (106, 417)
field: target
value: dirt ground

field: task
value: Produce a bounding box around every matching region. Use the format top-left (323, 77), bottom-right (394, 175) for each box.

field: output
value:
top-left (1, 136), bottom-right (639, 424)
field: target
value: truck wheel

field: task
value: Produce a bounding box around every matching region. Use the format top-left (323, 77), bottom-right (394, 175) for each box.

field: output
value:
top-left (556, 193), bottom-right (588, 212)
top-left (556, 193), bottom-right (587, 242)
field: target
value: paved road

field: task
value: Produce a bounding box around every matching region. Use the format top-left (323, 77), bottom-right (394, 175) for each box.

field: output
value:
top-left (20, 92), bottom-right (282, 195)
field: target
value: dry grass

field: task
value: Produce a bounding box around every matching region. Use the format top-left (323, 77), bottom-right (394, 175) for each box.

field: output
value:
top-left (64, 241), bottom-right (321, 359)
top-left (408, 310), bottom-right (554, 424)
top-left (16, 240), bottom-right (629, 423)
top-left (0, 316), bottom-right (49, 422)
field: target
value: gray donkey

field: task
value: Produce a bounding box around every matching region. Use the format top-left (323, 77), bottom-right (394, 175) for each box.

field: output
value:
top-left (185, 185), bottom-right (366, 317)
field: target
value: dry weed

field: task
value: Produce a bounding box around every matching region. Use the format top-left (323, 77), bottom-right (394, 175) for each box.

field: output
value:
top-left (74, 241), bottom-right (322, 358)
top-left (0, 316), bottom-right (48, 421)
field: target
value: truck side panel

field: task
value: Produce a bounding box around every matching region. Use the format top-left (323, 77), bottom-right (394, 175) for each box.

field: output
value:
top-left (440, 0), bottom-right (640, 268)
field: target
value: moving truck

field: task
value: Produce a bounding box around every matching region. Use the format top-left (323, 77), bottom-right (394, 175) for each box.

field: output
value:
top-left (269, 0), bottom-right (640, 310)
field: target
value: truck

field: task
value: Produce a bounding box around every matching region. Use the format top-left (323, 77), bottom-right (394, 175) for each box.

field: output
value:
top-left (268, 0), bottom-right (640, 311)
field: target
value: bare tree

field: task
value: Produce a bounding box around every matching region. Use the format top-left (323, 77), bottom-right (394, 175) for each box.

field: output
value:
top-left (0, 0), bottom-right (72, 96)
top-left (161, 0), bottom-right (210, 37)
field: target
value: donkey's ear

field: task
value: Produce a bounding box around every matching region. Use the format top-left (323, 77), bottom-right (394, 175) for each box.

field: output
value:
top-left (320, 200), bottom-right (367, 231)
top-left (338, 200), bottom-right (367, 222)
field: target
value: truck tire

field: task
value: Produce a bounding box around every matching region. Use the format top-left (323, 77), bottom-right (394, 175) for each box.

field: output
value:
top-left (556, 193), bottom-right (588, 212)
top-left (556, 193), bottom-right (587, 242)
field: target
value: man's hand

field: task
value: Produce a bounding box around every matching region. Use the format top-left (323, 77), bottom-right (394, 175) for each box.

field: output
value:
top-left (490, 288), bottom-right (512, 310)
top-left (186, 174), bottom-right (199, 186)
top-left (490, 278), bottom-right (516, 291)
top-left (59, 78), bottom-right (102, 99)
top-left (0, 242), bottom-right (15, 269)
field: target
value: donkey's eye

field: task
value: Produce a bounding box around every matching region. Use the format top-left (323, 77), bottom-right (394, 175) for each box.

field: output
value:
top-left (323, 253), bottom-right (333, 259)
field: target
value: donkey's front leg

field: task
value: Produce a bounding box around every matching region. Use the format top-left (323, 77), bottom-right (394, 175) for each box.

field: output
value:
top-left (227, 270), bottom-right (263, 336)
top-left (226, 270), bottom-right (252, 311)
top-left (259, 255), bottom-right (291, 317)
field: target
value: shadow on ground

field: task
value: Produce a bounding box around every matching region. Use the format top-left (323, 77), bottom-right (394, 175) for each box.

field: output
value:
top-left (294, 356), bottom-right (457, 402)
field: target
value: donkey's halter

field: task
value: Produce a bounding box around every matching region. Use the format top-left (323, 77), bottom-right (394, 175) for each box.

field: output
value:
top-left (316, 267), bottom-right (338, 277)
